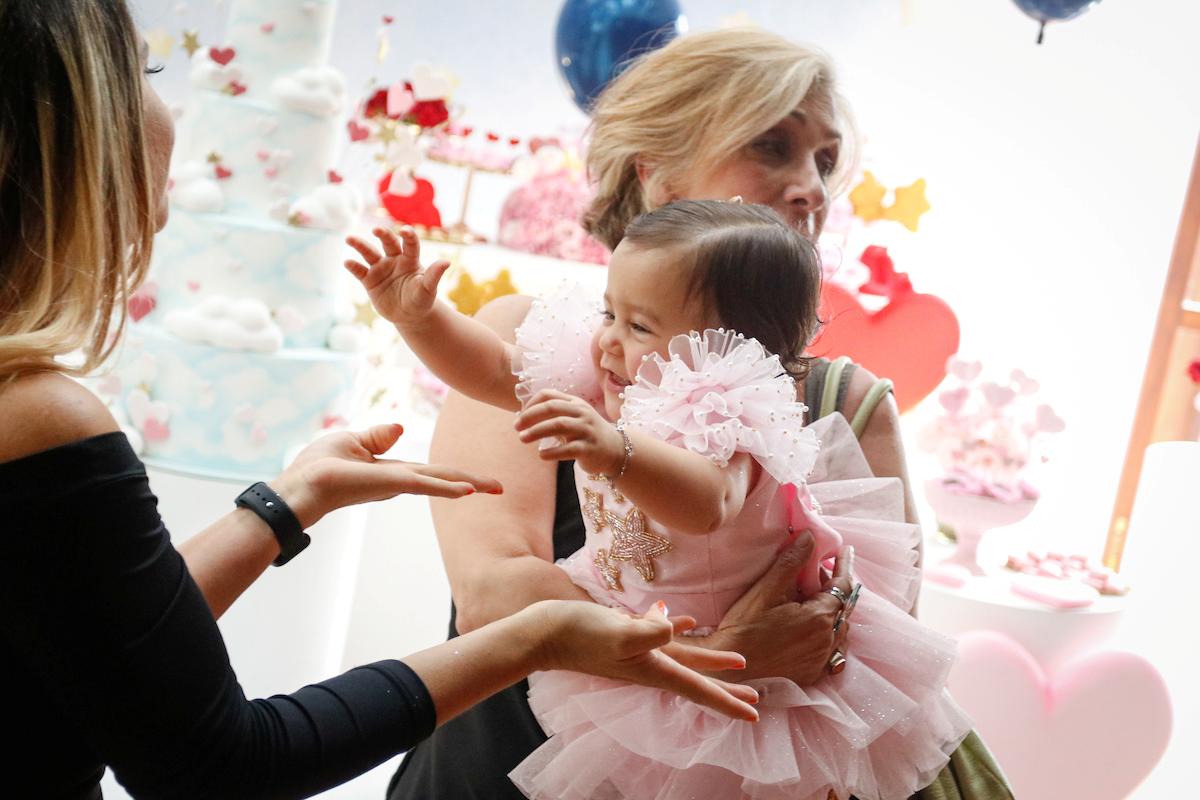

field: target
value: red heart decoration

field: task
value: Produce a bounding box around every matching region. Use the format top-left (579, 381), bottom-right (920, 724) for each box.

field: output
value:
top-left (261, 22), bottom-right (275, 34)
top-left (508, 137), bottom-right (521, 146)
top-left (328, 170), bottom-right (343, 184)
top-left (485, 132), bottom-right (500, 142)
top-left (209, 46), bottom-right (236, 66)
top-left (186, 280), bottom-right (201, 292)
top-left (382, 15), bottom-right (394, 24)
top-left (808, 282), bottom-right (959, 413)
top-left (378, 172), bottom-right (442, 228)
top-left (347, 120), bottom-right (370, 142)
top-left (227, 81), bottom-right (247, 96)
top-left (128, 283), bottom-right (158, 322)
top-left (461, 126), bottom-right (474, 137)
top-left (214, 164), bottom-right (233, 180)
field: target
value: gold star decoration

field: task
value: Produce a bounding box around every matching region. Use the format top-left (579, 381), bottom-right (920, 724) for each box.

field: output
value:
top-left (882, 178), bottom-right (931, 232)
top-left (607, 506), bottom-right (671, 583)
top-left (352, 300), bottom-right (379, 327)
top-left (205, 151), bottom-right (223, 164)
top-left (375, 119), bottom-right (400, 145)
top-left (181, 30), bottom-right (201, 58)
top-left (447, 269), bottom-right (520, 316)
top-left (593, 549), bottom-right (623, 592)
top-left (849, 170), bottom-right (887, 222)
top-left (145, 29), bottom-right (176, 59)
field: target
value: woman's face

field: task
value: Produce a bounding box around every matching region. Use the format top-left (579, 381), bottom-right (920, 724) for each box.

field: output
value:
top-left (666, 97), bottom-right (841, 241)
top-left (140, 40), bottom-right (175, 231)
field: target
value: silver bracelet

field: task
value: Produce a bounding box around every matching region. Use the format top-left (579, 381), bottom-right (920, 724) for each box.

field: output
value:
top-left (605, 423), bottom-right (634, 485)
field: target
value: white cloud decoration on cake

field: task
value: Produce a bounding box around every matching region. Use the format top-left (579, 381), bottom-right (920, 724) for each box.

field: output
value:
top-left (327, 323), bottom-right (370, 353)
top-left (189, 50), bottom-right (243, 92)
top-left (163, 296), bottom-right (285, 353)
top-left (272, 66), bottom-right (346, 118)
top-left (170, 161), bottom-right (225, 214)
top-left (288, 184), bottom-right (362, 231)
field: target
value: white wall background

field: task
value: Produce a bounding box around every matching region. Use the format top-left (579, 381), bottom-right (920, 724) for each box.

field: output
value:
top-left (118, 1), bottom-right (1199, 797)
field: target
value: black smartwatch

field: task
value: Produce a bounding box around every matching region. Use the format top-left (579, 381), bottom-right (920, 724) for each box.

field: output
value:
top-left (235, 482), bottom-right (311, 566)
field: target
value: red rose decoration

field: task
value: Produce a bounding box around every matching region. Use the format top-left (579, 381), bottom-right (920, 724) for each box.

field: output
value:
top-left (1188, 358), bottom-right (1200, 384)
top-left (363, 88), bottom-right (391, 119)
top-left (407, 99), bottom-right (449, 129)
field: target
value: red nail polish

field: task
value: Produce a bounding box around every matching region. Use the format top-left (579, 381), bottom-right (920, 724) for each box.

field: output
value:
top-left (487, 488), bottom-right (504, 494)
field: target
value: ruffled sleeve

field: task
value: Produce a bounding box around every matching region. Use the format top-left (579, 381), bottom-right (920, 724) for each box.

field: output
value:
top-left (512, 282), bottom-right (603, 407)
top-left (619, 329), bottom-right (818, 486)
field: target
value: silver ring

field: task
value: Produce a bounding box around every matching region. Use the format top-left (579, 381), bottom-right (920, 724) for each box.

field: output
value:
top-left (822, 586), bottom-right (849, 605)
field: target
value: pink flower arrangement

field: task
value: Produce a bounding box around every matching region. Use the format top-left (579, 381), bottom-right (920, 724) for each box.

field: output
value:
top-left (498, 147), bottom-right (608, 265)
top-left (918, 357), bottom-right (1064, 502)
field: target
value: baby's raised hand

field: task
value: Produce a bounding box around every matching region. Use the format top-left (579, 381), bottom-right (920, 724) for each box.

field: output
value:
top-left (514, 389), bottom-right (625, 477)
top-left (344, 226), bottom-right (452, 328)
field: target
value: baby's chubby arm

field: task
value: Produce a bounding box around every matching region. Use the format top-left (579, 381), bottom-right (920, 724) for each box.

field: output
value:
top-left (516, 389), bottom-right (753, 535)
top-left (345, 227), bottom-right (521, 412)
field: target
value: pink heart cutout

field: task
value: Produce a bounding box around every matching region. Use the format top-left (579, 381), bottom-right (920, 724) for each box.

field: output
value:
top-left (947, 357), bottom-right (982, 382)
top-left (949, 632), bottom-right (1171, 800)
top-left (142, 418), bottom-right (171, 444)
top-left (980, 381), bottom-right (1016, 408)
top-left (938, 386), bottom-right (969, 415)
top-left (347, 120), bottom-right (370, 142)
top-left (1035, 403), bottom-right (1065, 433)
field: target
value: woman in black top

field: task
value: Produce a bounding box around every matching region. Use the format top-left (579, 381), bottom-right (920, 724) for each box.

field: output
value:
top-left (0, 2), bottom-right (758, 797)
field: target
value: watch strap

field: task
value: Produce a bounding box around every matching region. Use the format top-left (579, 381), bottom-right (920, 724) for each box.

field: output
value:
top-left (235, 482), bottom-right (311, 566)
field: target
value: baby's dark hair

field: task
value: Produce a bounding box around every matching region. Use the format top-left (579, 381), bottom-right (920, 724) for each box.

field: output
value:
top-left (621, 200), bottom-right (823, 378)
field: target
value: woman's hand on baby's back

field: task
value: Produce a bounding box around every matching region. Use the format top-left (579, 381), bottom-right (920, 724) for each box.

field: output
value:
top-left (674, 533), bottom-right (854, 686)
top-left (344, 226), bottom-right (452, 329)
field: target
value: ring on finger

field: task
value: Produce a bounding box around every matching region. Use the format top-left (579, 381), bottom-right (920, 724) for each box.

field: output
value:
top-left (822, 585), bottom-right (849, 606)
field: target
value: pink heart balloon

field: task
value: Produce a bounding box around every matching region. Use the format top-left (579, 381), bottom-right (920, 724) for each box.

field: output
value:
top-left (948, 632), bottom-right (1171, 800)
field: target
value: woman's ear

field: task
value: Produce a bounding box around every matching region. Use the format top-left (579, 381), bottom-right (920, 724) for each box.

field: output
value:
top-left (636, 158), bottom-right (674, 205)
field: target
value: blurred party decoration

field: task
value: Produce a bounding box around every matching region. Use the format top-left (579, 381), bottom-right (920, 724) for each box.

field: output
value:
top-left (499, 143), bottom-right (609, 264)
top-left (809, 247), bottom-right (959, 412)
top-left (848, 171), bottom-right (887, 222)
top-left (448, 269), bottom-right (519, 316)
top-left (848, 171), bottom-right (930, 230)
top-left (882, 178), bottom-right (930, 232)
top-left (918, 358), bottom-right (1064, 504)
top-left (948, 632), bottom-right (1170, 800)
top-left (1011, 0), bottom-right (1102, 44)
top-left (555, 0), bottom-right (687, 113)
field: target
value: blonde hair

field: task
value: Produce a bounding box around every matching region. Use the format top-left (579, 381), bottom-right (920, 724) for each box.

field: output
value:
top-left (0, 0), bottom-right (156, 384)
top-left (584, 28), bottom-right (858, 249)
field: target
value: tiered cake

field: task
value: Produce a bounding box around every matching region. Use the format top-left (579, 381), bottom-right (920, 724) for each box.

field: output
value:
top-left (103, 0), bottom-right (367, 479)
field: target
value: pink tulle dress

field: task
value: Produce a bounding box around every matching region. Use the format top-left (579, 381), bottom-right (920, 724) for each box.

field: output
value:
top-left (507, 287), bottom-right (973, 800)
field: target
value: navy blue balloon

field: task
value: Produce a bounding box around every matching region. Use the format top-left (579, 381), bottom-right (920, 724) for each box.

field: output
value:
top-left (1012, 0), bottom-right (1101, 43)
top-left (555, 0), bottom-right (687, 114)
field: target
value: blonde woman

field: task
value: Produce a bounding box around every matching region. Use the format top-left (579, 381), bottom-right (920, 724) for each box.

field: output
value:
top-left (0, 3), bottom-right (758, 797)
top-left (389, 29), bottom-right (1011, 800)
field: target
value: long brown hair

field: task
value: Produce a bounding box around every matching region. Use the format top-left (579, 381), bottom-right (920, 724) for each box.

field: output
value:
top-left (0, 0), bottom-right (156, 383)
top-left (622, 200), bottom-right (823, 379)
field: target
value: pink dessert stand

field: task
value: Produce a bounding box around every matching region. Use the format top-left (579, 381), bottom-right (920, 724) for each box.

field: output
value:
top-left (925, 479), bottom-right (1037, 576)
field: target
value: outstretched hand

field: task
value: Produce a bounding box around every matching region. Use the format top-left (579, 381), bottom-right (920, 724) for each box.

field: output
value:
top-left (344, 226), bottom-right (452, 328)
top-left (525, 599), bottom-right (760, 722)
top-left (271, 422), bottom-right (502, 529)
